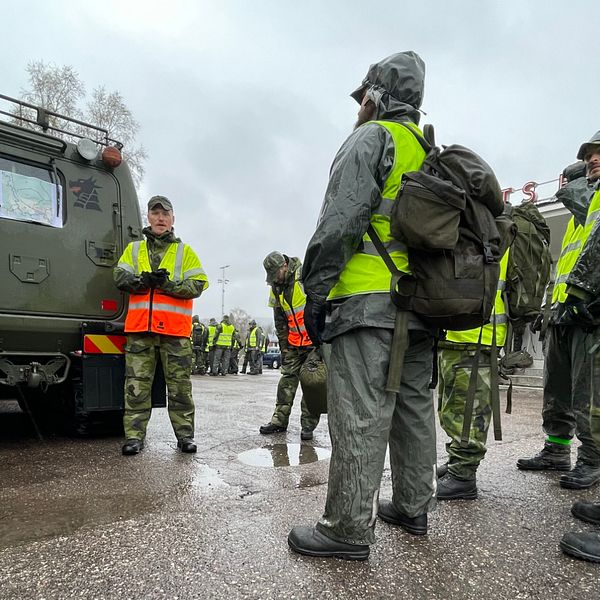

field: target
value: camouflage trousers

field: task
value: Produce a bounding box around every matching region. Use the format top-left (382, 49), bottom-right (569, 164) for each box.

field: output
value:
top-left (438, 345), bottom-right (492, 480)
top-left (541, 324), bottom-right (600, 464)
top-left (317, 328), bottom-right (436, 546)
top-left (192, 347), bottom-right (206, 374)
top-left (270, 346), bottom-right (320, 431)
top-left (123, 333), bottom-right (194, 441)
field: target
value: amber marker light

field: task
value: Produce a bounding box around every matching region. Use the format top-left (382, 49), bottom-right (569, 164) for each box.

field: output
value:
top-left (102, 146), bottom-right (122, 168)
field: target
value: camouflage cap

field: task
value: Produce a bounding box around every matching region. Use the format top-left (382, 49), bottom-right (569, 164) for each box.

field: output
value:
top-left (147, 195), bottom-right (173, 211)
top-left (263, 251), bottom-right (286, 284)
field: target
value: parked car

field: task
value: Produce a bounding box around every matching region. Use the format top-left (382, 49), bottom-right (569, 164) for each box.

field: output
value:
top-left (263, 349), bottom-right (281, 369)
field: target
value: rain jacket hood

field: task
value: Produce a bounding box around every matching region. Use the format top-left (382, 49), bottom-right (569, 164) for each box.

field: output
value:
top-left (350, 51), bottom-right (425, 124)
top-left (555, 177), bottom-right (596, 227)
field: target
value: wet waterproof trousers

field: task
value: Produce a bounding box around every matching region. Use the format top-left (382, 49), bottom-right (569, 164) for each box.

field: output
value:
top-left (212, 347), bottom-right (231, 376)
top-left (270, 346), bottom-right (320, 431)
top-left (542, 324), bottom-right (600, 465)
top-left (123, 333), bottom-right (194, 441)
top-left (438, 346), bottom-right (492, 480)
top-left (592, 338), bottom-right (600, 448)
top-left (317, 328), bottom-right (436, 546)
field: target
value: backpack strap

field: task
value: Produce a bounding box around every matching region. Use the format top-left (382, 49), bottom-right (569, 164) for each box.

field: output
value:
top-left (367, 224), bottom-right (408, 393)
top-left (489, 316), bottom-right (503, 441)
top-left (460, 328), bottom-right (483, 448)
top-left (396, 121), bottom-right (433, 154)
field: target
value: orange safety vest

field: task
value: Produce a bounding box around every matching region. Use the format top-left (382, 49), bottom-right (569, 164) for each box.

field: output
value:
top-left (269, 272), bottom-right (312, 347)
top-left (119, 240), bottom-right (206, 337)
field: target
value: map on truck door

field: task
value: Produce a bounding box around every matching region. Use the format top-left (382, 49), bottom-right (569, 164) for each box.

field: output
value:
top-left (0, 170), bottom-right (63, 227)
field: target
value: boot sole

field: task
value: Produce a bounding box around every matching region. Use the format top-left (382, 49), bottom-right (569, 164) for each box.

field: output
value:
top-left (560, 478), bottom-right (600, 490)
top-left (377, 512), bottom-right (427, 535)
top-left (571, 508), bottom-right (600, 525)
top-left (437, 490), bottom-right (478, 501)
top-left (560, 540), bottom-right (600, 563)
top-left (287, 538), bottom-right (369, 561)
top-left (516, 463), bottom-right (571, 471)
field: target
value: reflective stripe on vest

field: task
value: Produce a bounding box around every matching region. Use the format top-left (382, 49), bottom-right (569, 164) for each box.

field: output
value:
top-left (120, 240), bottom-right (199, 337)
top-left (446, 250), bottom-right (510, 346)
top-left (327, 120), bottom-right (427, 300)
top-left (216, 323), bottom-right (235, 347)
top-left (552, 217), bottom-right (586, 305)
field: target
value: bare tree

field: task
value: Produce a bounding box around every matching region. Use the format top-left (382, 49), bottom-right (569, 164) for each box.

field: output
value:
top-left (83, 86), bottom-right (147, 186)
top-left (229, 307), bottom-right (252, 340)
top-left (13, 61), bottom-right (146, 187)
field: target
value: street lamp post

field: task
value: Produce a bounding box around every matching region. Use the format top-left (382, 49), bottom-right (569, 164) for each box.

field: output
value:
top-left (218, 265), bottom-right (230, 317)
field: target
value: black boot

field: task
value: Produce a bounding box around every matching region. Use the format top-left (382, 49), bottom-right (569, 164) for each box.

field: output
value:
top-left (571, 500), bottom-right (600, 525)
top-left (377, 500), bottom-right (427, 535)
top-left (122, 439), bottom-right (144, 455)
top-left (437, 463), bottom-right (449, 478)
top-left (437, 473), bottom-right (477, 500)
top-left (560, 531), bottom-right (600, 563)
top-left (560, 462), bottom-right (600, 489)
top-left (516, 442), bottom-right (571, 471)
top-left (300, 429), bottom-right (314, 441)
top-left (287, 526), bottom-right (369, 560)
top-left (177, 438), bottom-right (197, 453)
top-left (259, 422), bottom-right (287, 434)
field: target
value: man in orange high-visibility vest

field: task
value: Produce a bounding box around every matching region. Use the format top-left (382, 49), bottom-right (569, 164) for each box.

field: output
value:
top-left (114, 195), bottom-right (208, 456)
top-left (259, 251), bottom-right (320, 440)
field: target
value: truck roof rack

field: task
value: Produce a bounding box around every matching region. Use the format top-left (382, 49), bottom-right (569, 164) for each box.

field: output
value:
top-left (0, 93), bottom-right (123, 149)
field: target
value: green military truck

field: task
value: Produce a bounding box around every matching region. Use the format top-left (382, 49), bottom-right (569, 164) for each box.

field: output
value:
top-left (0, 94), bottom-right (164, 433)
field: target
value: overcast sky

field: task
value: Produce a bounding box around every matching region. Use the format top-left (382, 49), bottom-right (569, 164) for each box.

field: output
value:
top-left (3, 0), bottom-right (599, 321)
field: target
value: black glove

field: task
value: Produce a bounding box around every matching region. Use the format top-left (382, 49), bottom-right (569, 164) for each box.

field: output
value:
top-left (140, 271), bottom-right (153, 289)
top-left (529, 313), bottom-right (543, 333)
top-left (559, 296), bottom-right (596, 328)
top-left (151, 268), bottom-right (169, 286)
top-left (304, 295), bottom-right (327, 346)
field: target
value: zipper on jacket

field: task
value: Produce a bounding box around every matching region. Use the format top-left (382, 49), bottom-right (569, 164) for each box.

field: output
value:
top-left (147, 288), bottom-right (154, 332)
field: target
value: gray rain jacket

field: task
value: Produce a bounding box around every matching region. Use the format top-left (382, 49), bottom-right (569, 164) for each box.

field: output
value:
top-left (567, 181), bottom-right (600, 298)
top-left (302, 52), bottom-right (430, 341)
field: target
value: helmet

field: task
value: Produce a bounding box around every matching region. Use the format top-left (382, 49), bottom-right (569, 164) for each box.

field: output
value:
top-left (192, 315), bottom-right (200, 323)
top-left (249, 319), bottom-right (257, 327)
top-left (577, 130), bottom-right (600, 160)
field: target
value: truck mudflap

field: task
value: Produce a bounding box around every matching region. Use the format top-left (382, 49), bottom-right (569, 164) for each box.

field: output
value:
top-left (78, 322), bottom-right (166, 413)
top-left (0, 351), bottom-right (70, 388)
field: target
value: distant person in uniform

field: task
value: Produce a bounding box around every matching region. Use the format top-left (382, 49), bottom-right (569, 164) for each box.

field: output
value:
top-left (114, 195), bottom-right (208, 455)
top-left (211, 315), bottom-right (235, 376)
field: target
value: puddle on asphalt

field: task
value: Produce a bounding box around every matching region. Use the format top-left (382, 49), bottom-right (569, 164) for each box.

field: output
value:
top-left (237, 443), bottom-right (331, 467)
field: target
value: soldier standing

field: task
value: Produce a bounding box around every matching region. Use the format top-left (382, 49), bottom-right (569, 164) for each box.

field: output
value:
top-left (517, 136), bottom-right (600, 490)
top-left (205, 317), bottom-right (217, 374)
top-left (436, 251), bottom-right (509, 499)
top-left (559, 134), bottom-right (600, 561)
top-left (288, 52), bottom-right (435, 560)
top-left (114, 195), bottom-right (208, 455)
top-left (242, 319), bottom-right (265, 375)
top-left (191, 315), bottom-right (208, 375)
top-left (211, 315), bottom-right (235, 376)
top-left (228, 330), bottom-right (243, 374)
top-left (259, 251), bottom-right (320, 439)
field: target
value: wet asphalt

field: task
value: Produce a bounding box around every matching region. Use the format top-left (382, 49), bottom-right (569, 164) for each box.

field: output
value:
top-left (1, 369), bottom-right (599, 599)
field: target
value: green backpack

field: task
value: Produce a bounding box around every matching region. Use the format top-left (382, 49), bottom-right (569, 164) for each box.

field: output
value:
top-left (505, 202), bottom-right (551, 323)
